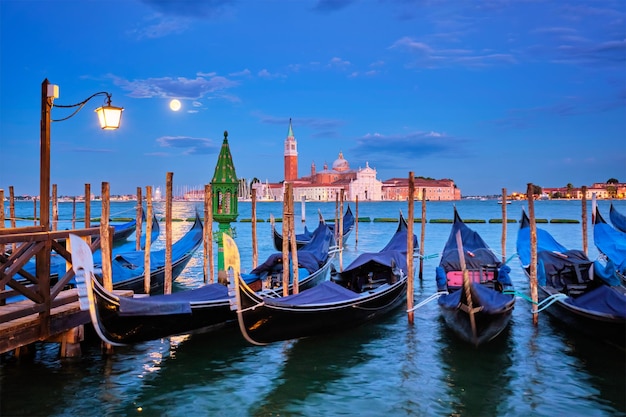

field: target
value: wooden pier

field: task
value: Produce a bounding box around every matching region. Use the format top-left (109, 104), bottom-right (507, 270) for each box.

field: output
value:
top-left (0, 226), bottom-right (121, 357)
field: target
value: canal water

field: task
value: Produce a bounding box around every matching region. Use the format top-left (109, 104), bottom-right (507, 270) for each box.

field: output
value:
top-left (1, 199), bottom-right (625, 416)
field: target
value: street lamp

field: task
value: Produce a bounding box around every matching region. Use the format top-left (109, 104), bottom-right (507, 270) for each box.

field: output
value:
top-left (40, 78), bottom-right (123, 231)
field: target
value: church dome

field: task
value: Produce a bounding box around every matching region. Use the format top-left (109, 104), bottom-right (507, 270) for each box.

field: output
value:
top-left (332, 152), bottom-right (349, 172)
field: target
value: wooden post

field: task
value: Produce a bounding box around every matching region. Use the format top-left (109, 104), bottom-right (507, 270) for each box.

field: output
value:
top-left (456, 230), bottom-right (477, 345)
top-left (9, 187), bottom-right (16, 253)
top-left (289, 188), bottom-right (299, 293)
top-left (0, 189), bottom-right (4, 256)
top-left (52, 184), bottom-right (58, 231)
top-left (407, 172), bottom-right (415, 324)
top-left (0, 189), bottom-right (4, 301)
top-left (85, 184), bottom-right (91, 244)
top-left (135, 187), bottom-right (143, 251)
top-left (501, 187), bottom-right (507, 263)
top-left (301, 195), bottom-right (306, 223)
top-left (33, 197), bottom-right (37, 225)
top-left (419, 188), bottom-right (426, 280)
top-left (581, 186), bottom-right (588, 255)
top-left (144, 186), bottom-right (153, 293)
top-left (101, 182), bottom-right (113, 291)
top-left (40, 79), bottom-right (52, 234)
top-left (334, 193), bottom-right (339, 243)
top-left (251, 188), bottom-right (258, 269)
top-left (282, 184), bottom-right (291, 296)
top-left (203, 185), bottom-right (214, 283)
top-left (164, 172), bottom-right (173, 295)
top-left (527, 183), bottom-right (539, 326)
top-left (355, 195), bottom-right (359, 246)
top-left (339, 189), bottom-right (344, 272)
top-left (72, 196), bottom-right (76, 230)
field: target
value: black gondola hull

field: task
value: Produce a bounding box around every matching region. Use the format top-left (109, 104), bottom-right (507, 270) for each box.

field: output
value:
top-left (439, 299), bottom-right (514, 346)
top-left (537, 284), bottom-right (626, 348)
top-left (237, 278), bottom-right (407, 345)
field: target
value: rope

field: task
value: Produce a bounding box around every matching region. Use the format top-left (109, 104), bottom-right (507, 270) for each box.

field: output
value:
top-left (503, 290), bottom-right (568, 313)
top-left (414, 252), bottom-right (440, 260)
top-left (535, 293), bottom-right (568, 313)
top-left (407, 291), bottom-right (447, 312)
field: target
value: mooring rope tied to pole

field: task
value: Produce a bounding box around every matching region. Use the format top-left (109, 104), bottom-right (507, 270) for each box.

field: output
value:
top-left (407, 291), bottom-right (448, 313)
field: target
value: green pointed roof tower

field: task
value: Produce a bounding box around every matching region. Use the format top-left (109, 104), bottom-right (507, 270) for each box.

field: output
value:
top-left (211, 130), bottom-right (239, 224)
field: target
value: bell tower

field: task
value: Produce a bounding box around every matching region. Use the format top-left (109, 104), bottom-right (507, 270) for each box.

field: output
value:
top-left (284, 118), bottom-right (298, 182)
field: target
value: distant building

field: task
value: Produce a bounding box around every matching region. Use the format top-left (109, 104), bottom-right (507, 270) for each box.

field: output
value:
top-left (541, 182), bottom-right (625, 199)
top-left (382, 177), bottom-right (461, 201)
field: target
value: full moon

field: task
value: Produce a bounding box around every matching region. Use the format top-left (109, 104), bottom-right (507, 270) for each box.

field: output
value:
top-left (169, 99), bottom-right (182, 111)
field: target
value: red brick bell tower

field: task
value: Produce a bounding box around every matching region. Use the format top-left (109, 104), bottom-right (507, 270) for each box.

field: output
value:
top-left (284, 118), bottom-right (298, 182)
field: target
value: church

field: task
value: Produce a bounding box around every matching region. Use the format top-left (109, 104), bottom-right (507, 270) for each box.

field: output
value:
top-left (255, 119), bottom-right (383, 202)
top-left (249, 119), bottom-right (461, 202)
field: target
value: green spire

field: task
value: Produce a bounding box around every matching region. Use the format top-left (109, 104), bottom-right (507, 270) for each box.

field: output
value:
top-left (287, 118), bottom-right (294, 138)
top-left (211, 130), bottom-right (238, 184)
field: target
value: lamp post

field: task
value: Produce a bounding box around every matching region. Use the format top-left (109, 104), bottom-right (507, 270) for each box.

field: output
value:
top-left (39, 78), bottom-right (123, 230)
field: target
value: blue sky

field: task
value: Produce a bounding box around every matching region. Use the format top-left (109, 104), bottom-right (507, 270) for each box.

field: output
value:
top-left (1, 0), bottom-right (624, 197)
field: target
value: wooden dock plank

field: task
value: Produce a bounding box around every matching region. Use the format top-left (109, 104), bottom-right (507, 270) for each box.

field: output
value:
top-left (0, 288), bottom-right (133, 355)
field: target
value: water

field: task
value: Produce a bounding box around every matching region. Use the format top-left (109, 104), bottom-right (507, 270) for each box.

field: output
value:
top-left (1, 199), bottom-right (625, 417)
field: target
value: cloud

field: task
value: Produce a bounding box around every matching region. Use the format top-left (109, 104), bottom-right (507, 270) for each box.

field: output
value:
top-left (156, 136), bottom-right (219, 155)
top-left (529, 26), bottom-right (626, 67)
top-left (110, 74), bottom-right (238, 100)
top-left (139, 0), bottom-right (234, 18)
top-left (130, 17), bottom-right (188, 39)
top-left (389, 36), bottom-right (516, 68)
top-left (327, 57), bottom-right (351, 69)
top-left (350, 131), bottom-right (468, 170)
top-left (312, 0), bottom-right (355, 13)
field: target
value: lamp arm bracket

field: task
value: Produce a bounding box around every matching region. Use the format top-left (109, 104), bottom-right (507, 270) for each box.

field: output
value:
top-left (51, 91), bottom-right (112, 123)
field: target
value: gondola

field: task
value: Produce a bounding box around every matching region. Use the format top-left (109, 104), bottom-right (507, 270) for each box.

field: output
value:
top-left (102, 213), bottom-right (203, 293)
top-left (69, 220), bottom-right (336, 345)
top-left (593, 205), bottom-right (626, 284)
top-left (516, 209), bottom-right (626, 347)
top-left (435, 207), bottom-right (515, 346)
top-left (609, 203), bottom-right (626, 233)
top-left (272, 205), bottom-right (355, 250)
top-left (228, 212), bottom-right (414, 345)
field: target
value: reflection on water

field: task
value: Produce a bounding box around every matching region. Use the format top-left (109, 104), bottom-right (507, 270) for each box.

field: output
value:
top-left (438, 317), bottom-right (514, 417)
top-left (1, 200), bottom-right (625, 416)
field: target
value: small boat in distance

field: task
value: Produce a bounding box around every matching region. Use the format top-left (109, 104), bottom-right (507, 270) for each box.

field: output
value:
top-left (272, 205), bottom-right (355, 250)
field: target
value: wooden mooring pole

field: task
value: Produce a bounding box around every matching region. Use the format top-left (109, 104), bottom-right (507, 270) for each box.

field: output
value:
top-left (52, 184), bottom-right (58, 231)
top-left (85, 183), bottom-right (91, 244)
top-left (407, 172), bottom-right (415, 324)
top-left (339, 189), bottom-right (344, 272)
top-left (289, 187), bottom-right (299, 293)
top-left (527, 183), bottom-right (539, 326)
top-left (282, 184), bottom-right (292, 296)
top-left (418, 187), bottom-right (426, 281)
top-left (501, 187), bottom-right (507, 263)
top-left (355, 195), bottom-right (359, 247)
top-left (144, 186), bottom-right (153, 293)
top-left (9, 186), bottom-right (16, 252)
top-left (581, 186), bottom-right (588, 255)
top-left (204, 184), bottom-right (214, 283)
top-left (136, 187), bottom-right (143, 251)
top-left (164, 172), bottom-right (173, 295)
top-left (251, 187), bottom-right (258, 269)
top-left (72, 196), bottom-right (76, 230)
